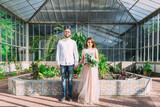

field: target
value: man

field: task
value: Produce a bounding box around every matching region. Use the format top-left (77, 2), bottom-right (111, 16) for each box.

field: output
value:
top-left (56, 28), bottom-right (79, 102)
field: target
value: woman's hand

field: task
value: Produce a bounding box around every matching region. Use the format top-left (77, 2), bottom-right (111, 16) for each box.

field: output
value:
top-left (74, 65), bottom-right (78, 70)
top-left (57, 65), bottom-right (60, 70)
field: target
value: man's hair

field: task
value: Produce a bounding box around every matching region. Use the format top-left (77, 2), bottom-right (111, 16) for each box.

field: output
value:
top-left (65, 28), bottom-right (71, 31)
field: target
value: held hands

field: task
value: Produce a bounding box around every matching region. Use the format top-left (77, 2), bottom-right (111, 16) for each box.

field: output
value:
top-left (57, 65), bottom-right (60, 70)
top-left (74, 65), bottom-right (78, 70)
top-left (57, 65), bottom-right (78, 70)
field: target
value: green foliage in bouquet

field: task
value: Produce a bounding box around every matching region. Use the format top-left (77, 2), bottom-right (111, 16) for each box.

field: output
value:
top-left (84, 53), bottom-right (97, 67)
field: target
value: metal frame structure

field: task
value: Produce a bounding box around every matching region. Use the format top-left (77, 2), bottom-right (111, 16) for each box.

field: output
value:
top-left (0, 0), bottom-right (159, 24)
top-left (0, 7), bottom-right (27, 62)
top-left (137, 12), bottom-right (160, 62)
top-left (0, 0), bottom-right (160, 62)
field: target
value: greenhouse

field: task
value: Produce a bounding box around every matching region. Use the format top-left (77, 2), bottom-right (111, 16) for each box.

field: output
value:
top-left (0, 0), bottom-right (160, 106)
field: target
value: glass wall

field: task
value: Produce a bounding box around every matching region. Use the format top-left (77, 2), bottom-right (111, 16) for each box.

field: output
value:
top-left (29, 24), bottom-right (136, 61)
top-left (29, 24), bottom-right (77, 61)
top-left (100, 26), bottom-right (136, 61)
top-left (138, 12), bottom-right (160, 62)
top-left (0, 7), bottom-right (26, 62)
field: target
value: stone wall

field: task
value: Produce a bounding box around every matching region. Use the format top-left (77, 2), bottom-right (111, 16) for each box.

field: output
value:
top-left (8, 73), bottom-right (152, 96)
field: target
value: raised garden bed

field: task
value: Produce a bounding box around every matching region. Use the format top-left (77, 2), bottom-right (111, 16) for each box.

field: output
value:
top-left (8, 73), bottom-right (152, 96)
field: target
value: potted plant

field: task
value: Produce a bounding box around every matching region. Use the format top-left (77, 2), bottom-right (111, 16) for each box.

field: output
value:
top-left (143, 61), bottom-right (152, 76)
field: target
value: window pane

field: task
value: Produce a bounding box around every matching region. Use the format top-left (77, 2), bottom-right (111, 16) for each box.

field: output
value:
top-left (7, 28), bottom-right (11, 44)
top-left (34, 49), bottom-right (39, 61)
top-left (1, 44), bottom-right (6, 61)
top-left (24, 49), bottom-right (26, 61)
top-left (1, 26), bottom-right (6, 43)
top-left (7, 45), bottom-right (11, 61)
top-left (12, 31), bottom-right (15, 45)
top-left (16, 48), bottom-right (19, 61)
top-left (21, 34), bottom-right (23, 46)
top-left (154, 46), bottom-right (157, 61)
top-left (1, 9), bottom-right (6, 26)
top-left (145, 48), bottom-right (148, 61)
top-left (17, 33), bottom-right (20, 46)
top-left (149, 47), bottom-right (152, 61)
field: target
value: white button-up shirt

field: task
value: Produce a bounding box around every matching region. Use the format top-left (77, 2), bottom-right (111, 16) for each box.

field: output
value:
top-left (56, 38), bottom-right (79, 66)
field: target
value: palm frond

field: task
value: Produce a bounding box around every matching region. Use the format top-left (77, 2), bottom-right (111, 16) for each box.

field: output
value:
top-left (30, 36), bottom-right (46, 53)
top-left (54, 24), bottom-right (64, 32)
top-left (46, 35), bottom-right (56, 54)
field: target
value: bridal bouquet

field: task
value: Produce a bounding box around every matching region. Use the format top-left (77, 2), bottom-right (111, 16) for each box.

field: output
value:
top-left (84, 53), bottom-right (97, 67)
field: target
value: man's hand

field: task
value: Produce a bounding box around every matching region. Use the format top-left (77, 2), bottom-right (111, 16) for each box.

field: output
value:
top-left (57, 65), bottom-right (60, 70)
top-left (74, 65), bottom-right (78, 70)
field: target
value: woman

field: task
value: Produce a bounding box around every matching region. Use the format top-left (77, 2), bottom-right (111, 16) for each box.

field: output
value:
top-left (77, 37), bottom-right (99, 105)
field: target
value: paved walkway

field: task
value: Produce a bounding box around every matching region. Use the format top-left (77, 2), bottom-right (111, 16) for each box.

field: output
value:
top-left (0, 78), bottom-right (160, 107)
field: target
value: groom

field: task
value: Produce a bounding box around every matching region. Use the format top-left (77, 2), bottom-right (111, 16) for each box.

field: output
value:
top-left (56, 28), bottom-right (79, 102)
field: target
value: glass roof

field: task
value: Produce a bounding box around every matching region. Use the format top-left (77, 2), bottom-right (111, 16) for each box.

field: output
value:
top-left (0, 0), bottom-right (46, 21)
top-left (0, 0), bottom-right (159, 23)
top-left (121, 0), bottom-right (160, 21)
top-left (75, 24), bottom-right (131, 47)
top-left (30, 0), bottom-right (135, 23)
top-left (1, 0), bottom-right (159, 47)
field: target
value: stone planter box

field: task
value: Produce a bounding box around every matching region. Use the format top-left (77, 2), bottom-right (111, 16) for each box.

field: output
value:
top-left (8, 73), bottom-right (152, 96)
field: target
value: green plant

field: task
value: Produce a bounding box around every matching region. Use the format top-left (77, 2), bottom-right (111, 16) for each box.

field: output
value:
top-left (0, 68), bottom-right (5, 80)
top-left (70, 29), bottom-right (87, 76)
top-left (11, 72), bottom-right (16, 76)
top-left (39, 64), bottom-right (48, 74)
top-left (1, 11), bottom-right (19, 61)
top-left (38, 72), bottom-right (44, 79)
top-left (30, 29), bottom-right (63, 63)
top-left (24, 68), bottom-right (29, 73)
top-left (142, 22), bottom-right (160, 32)
top-left (29, 67), bottom-right (32, 72)
top-left (31, 62), bottom-right (39, 80)
top-left (98, 54), bottom-right (110, 79)
top-left (50, 67), bottom-right (61, 77)
top-left (112, 69), bottom-right (137, 80)
top-left (13, 58), bottom-right (22, 74)
top-left (0, 72), bottom-right (5, 80)
top-left (38, 64), bottom-right (61, 78)
top-left (71, 29), bottom-right (87, 54)
top-left (143, 61), bottom-right (152, 76)
top-left (115, 63), bottom-right (121, 70)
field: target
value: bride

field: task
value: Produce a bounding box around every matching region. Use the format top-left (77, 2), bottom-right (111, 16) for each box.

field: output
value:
top-left (75, 37), bottom-right (99, 105)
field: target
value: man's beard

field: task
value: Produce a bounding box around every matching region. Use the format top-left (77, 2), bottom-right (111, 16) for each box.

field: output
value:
top-left (65, 35), bottom-right (70, 38)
